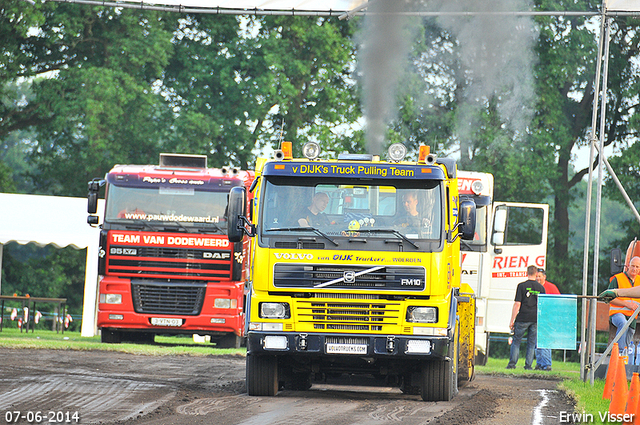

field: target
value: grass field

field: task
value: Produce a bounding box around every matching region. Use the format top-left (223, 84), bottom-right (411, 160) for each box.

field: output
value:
top-left (0, 328), bottom-right (245, 356)
top-left (0, 328), bottom-right (614, 415)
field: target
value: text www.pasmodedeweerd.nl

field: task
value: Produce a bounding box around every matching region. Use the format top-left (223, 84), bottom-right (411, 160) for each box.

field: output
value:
top-left (121, 212), bottom-right (220, 223)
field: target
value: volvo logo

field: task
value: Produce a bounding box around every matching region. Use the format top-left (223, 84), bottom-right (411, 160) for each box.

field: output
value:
top-left (344, 271), bottom-right (356, 283)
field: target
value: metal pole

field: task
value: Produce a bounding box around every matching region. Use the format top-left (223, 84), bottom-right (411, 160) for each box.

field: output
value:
top-left (590, 17), bottom-right (611, 385)
top-left (581, 9), bottom-right (606, 381)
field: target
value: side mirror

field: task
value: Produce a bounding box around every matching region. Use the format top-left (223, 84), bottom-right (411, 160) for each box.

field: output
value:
top-left (227, 186), bottom-right (256, 242)
top-left (87, 178), bottom-right (104, 214)
top-left (492, 206), bottom-right (507, 247)
top-left (611, 248), bottom-right (624, 275)
top-left (458, 200), bottom-right (476, 240)
top-left (88, 192), bottom-right (99, 214)
top-left (493, 207), bottom-right (507, 232)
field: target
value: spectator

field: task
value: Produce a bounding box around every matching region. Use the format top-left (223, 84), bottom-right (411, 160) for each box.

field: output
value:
top-left (600, 256), bottom-right (640, 353)
top-left (506, 265), bottom-right (546, 370)
top-left (535, 268), bottom-right (559, 371)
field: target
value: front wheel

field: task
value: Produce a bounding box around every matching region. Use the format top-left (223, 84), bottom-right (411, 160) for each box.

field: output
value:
top-left (217, 333), bottom-right (242, 348)
top-left (421, 329), bottom-right (459, 401)
top-left (246, 354), bottom-right (278, 396)
top-left (101, 329), bottom-right (121, 344)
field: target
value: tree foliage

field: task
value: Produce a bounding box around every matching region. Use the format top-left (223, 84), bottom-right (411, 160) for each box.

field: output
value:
top-left (4, 0), bottom-right (640, 304)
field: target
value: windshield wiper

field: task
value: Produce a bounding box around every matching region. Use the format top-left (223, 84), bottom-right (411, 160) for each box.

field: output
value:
top-left (355, 229), bottom-right (420, 249)
top-left (163, 220), bottom-right (194, 233)
top-left (265, 227), bottom-right (339, 246)
top-left (196, 222), bottom-right (224, 234)
top-left (125, 219), bottom-right (160, 232)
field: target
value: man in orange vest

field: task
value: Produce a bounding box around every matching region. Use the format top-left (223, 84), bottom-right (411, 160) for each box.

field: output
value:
top-left (602, 256), bottom-right (640, 353)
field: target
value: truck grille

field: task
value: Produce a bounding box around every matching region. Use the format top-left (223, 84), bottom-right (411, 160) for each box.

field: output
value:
top-left (131, 281), bottom-right (206, 315)
top-left (273, 264), bottom-right (425, 290)
top-left (107, 245), bottom-right (231, 281)
top-left (297, 299), bottom-right (401, 332)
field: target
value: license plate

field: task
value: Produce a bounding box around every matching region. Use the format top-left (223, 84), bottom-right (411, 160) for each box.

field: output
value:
top-left (150, 317), bottom-right (182, 327)
top-left (326, 343), bottom-right (368, 355)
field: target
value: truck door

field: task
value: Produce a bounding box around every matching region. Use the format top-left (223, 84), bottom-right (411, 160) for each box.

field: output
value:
top-left (486, 202), bottom-right (549, 334)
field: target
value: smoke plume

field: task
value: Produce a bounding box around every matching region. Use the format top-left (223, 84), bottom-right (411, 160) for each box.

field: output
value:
top-left (357, 0), bottom-right (538, 157)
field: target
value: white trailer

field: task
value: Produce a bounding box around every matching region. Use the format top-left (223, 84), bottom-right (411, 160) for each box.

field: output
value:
top-left (458, 171), bottom-right (549, 364)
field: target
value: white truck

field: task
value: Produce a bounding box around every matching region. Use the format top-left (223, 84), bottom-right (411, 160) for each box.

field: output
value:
top-left (457, 171), bottom-right (549, 364)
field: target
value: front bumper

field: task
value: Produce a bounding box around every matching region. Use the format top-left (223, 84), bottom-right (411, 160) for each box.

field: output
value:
top-left (246, 331), bottom-right (449, 359)
top-left (97, 310), bottom-right (244, 335)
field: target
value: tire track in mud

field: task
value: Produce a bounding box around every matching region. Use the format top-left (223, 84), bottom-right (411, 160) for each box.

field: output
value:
top-left (0, 373), bottom-right (175, 423)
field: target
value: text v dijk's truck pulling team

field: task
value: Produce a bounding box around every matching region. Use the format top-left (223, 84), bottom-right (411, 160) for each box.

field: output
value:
top-left (88, 143), bottom-right (549, 401)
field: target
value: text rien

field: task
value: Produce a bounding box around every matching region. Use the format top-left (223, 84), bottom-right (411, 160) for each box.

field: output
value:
top-left (559, 411), bottom-right (634, 423)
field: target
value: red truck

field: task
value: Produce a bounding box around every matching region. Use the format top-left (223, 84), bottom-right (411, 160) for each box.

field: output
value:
top-left (87, 153), bottom-right (254, 347)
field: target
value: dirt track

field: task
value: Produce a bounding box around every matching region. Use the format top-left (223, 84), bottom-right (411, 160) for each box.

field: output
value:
top-left (0, 348), bottom-right (575, 424)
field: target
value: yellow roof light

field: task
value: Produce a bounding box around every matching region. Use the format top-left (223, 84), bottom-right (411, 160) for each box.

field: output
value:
top-left (281, 141), bottom-right (293, 160)
top-left (418, 146), bottom-right (431, 164)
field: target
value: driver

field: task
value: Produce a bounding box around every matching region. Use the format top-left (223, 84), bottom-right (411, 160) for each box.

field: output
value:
top-left (398, 191), bottom-right (421, 228)
top-left (297, 192), bottom-right (330, 227)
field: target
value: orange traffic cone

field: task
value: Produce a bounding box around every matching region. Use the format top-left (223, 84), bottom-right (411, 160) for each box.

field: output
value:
top-left (624, 373), bottom-right (640, 424)
top-left (605, 343), bottom-right (621, 400)
top-left (610, 355), bottom-right (630, 415)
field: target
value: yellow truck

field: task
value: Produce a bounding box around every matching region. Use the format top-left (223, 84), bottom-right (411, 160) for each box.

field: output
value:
top-left (227, 142), bottom-right (477, 401)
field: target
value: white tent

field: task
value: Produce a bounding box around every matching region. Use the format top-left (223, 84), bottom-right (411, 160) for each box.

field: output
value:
top-left (0, 193), bottom-right (102, 337)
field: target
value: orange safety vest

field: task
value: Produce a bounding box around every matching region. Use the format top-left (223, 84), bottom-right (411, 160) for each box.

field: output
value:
top-left (609, 272), bottom-right (640, 317)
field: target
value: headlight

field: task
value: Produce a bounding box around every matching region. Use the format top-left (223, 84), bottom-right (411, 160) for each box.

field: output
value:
top-left (388, 143), bottom-right (407, 161)
top-left (259, 302), bottom-right (291, 319)
top-left (302, 142), bottom-right (321, 159)
top-left (407, 306), bottom-right (438, 323)
top-left (214, 298), bottom-right (237, 309)
top-left (100, 294), bottom-right (122, 304)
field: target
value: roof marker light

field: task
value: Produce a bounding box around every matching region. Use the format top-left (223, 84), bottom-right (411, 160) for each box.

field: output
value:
top-left (302, 142), bottom-right (320, 159)
top-left (281, 142), bottom-right (293, 160)
top-left (388, 143), bottom-right (407, 162)
top-left (418, 146), bottom-right (431, 164)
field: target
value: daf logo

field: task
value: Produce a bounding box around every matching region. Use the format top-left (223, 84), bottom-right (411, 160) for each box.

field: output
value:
top-left (203, 252), bottom-right (231, 259)
top-left (344, 271), bottom-right (356, 283)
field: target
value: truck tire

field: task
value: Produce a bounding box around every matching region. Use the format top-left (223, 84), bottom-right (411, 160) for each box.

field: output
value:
top-left (246, 354), bottom-right (278, 396)
top-left (421, 331), bottom-right (458, 401)
top-left (400, 373), bottom-right (421, 395)
top-left (217, 333), bottom-right (242, 349)
top-left (101, 329), bottom-right (122, 344)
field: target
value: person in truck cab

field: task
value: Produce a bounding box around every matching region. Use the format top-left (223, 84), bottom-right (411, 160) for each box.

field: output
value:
top-left (297, 192), bottom-right (330, 227)
top-left (398, 191), bottom-right (421, 228)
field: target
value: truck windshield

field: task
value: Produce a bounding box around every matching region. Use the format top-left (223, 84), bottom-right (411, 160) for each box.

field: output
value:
top-left (104, 184), bottom-right (228, 230)
top-left (260, 178), bottom-right (442, 241)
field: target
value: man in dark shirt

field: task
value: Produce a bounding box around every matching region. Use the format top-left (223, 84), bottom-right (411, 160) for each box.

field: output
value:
top-left (297, 192), bottom-right (330, 227)
top-left (506, 265), bottom-right (546, 370)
